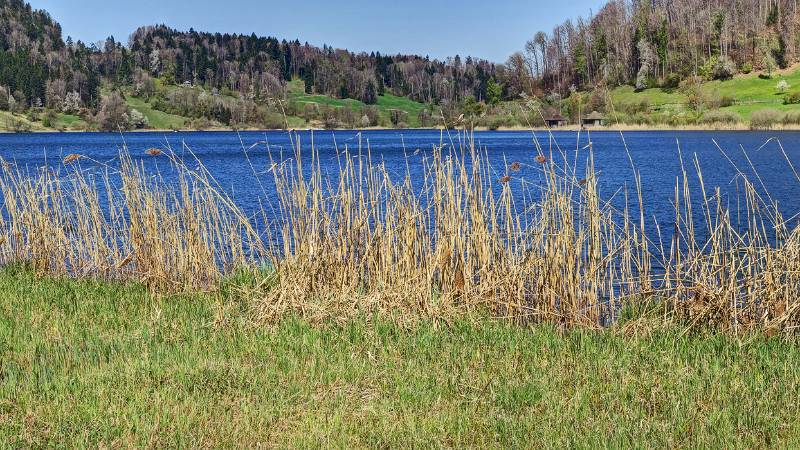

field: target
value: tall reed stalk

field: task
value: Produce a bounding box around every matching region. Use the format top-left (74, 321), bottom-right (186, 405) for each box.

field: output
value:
top-left (0, 147), bottom-right (262, 292)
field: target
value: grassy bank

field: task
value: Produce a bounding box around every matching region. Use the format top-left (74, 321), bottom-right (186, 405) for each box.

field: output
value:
top-left (1, 266), bottom-right (798, 447)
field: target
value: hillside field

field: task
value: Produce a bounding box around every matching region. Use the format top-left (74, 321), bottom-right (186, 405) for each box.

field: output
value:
top-left (608, 66), bottom-right (800, 121)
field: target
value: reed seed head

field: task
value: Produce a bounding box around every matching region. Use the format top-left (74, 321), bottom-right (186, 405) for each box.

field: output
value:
top-left (116, 254), bottom-right (133, 269)
top-left (62, 154), bottom-right (82, 164)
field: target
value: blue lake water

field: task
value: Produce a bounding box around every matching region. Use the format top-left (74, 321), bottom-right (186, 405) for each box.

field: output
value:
top-left (1, 129), bottom-right (799, 240)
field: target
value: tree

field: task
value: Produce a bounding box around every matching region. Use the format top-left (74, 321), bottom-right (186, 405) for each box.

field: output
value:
top-left (635, 39), bottom-right (656, 91)
top-left (713, 56), bottom-right (736, 80)
top-left (97, 92), bottom-right (131, 131)
top-left (61, 91), bottom-right (82, 113)
top-left (463, 96), bottom-right (485, 118)
top-left (129, 109), bottom-right (149, 129)
top-left (363, 80), bottom-right (377, 105)
top-left (487, 78), bottom-right (502, 105)
top-left (763, 49), bottom-right (776, 78)
top-left (774, 35), bottom-right (788, 69)
top-left (149, 49), bottom-right (161, 75)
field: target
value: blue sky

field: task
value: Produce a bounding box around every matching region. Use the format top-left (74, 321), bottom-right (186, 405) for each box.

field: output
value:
top-left (29, 0), bottom-right (606, 62)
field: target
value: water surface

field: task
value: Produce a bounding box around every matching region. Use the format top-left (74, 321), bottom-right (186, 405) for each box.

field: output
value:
top-left (2, 129), bottom-right (798, 238)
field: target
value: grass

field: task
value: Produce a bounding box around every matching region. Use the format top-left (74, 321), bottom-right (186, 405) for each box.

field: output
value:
top-left (124, 95), bottom-right (187, 130)
top-left (52, 113), bottom-right (87, 130)
top-left (287, 78), bottom-right (429, 127)
top-left (1, 130), bottom-right (799, 445)
top-left (1, 266), bottom-right (798, 447)
top-left (0, 111), bottom-right (47, 132)
top-left (608, 66), bottom-right (800, 120)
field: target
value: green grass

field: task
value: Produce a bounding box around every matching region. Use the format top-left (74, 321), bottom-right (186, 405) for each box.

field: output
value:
top-left (288, 78), bottom-right (428, 127)
top-left (1, 267), bottom-right (799, 447)
top-left (51, 113), bottom-right (87, 130)
top-left (609, 67), bottom-right (800, 120)
top-left (124, 95), bottom-right (187, 130)
top-left (0, 111), bottom-right (47, 132)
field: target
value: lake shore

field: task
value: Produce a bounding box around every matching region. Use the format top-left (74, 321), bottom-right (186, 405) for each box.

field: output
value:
top-left (4, 123), bottom-right (800, 134)
top-left (1, 128), bottom-right (798, 448)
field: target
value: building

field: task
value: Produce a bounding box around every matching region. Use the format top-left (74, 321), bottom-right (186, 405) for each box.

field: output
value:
top-left (582, 111), bottom-right (605, 127)
top-left (544, 114), bottom-right (568, 128)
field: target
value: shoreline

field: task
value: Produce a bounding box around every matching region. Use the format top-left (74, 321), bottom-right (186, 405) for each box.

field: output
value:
top-left (3, 124), bottom-right (800, 134)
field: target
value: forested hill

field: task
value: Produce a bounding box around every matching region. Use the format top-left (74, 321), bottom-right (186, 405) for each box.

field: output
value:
top-left (0, 0), bottom-right (498, 131)
top-left (505, 0), bottom-right (800, 96)
top-left (0, 0), bottom-right (100, 109)
top-left (3, 0), bottom-right (800, 132)
top-left (125, 26), bottom-right (497, 105)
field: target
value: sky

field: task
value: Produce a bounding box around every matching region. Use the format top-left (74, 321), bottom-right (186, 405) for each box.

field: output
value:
top-left (28, 0), bottom-right (606, 63)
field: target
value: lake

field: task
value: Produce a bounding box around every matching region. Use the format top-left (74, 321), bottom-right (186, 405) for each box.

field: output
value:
top-left (1, 129), bottom-right (799, 239)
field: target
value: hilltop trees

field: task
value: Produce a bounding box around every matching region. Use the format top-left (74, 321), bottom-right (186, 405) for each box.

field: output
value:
top-left (0, 0), bottom-right (503, 129)
top-left (506, 0), bottom-right (800, 97)
top-left (125, 25), bottom-right (497, 106)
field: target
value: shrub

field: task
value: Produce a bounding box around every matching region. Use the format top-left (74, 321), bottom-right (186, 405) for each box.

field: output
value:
top-left (750, 109), bottom-right (783, 129)
top-left (97, 93), bottom-right (132, 131)
top-left (620, 97), bottom-right (650, 115)
top-left (777, 80), bottom-right (791, 93)
top-left (699, 57), bottom-right (716, 80)
top-left (487, 119), bottom-right (501, 131)
top-left (713, 56), bottom-right (737, 80)
top-left (128, 109), bottom-right (149, 129)
top-left (627, 113), bottom-right (653, 125)
top-left (720, 96), bottom-right (736, 107)
top-left (662, 73), bottom-right (681, 89)
top-left (784, 92), bottom-right (800, 105)
top-left (741, 62), bottom-right (753, 74)
top-left (362, 106), bottom-right (380, 127)
top-left (704, 91), bottom-right (723, 109)
top-left (782, 111), bottom-right (800, 125)
top-left (262, 111), bottom-right (286, 130)
top-left (702, 110), bottom-right (741, 125)
top-left (188, 117), bottom-right (214, 130)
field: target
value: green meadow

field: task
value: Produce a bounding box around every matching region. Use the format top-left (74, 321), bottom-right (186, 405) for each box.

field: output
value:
top-left (1, 266), bottom-right (798, 448)
top-left (610, 66), bottom-right (800, 120)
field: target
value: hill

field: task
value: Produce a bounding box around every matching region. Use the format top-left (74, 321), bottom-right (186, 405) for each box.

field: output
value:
top-left (2, 0), bottom-right (800, 132)
top-left (0, 0), bottom-right (497, 132)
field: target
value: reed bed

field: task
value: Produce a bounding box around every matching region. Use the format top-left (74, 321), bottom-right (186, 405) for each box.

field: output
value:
top-left (0, 148), bottom-right (262, 292)
top-left (0, 131), bottom-right (798, 334)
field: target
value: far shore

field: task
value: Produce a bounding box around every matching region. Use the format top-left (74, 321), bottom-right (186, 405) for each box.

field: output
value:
top-left (2, 123), bottom-right (800, 134)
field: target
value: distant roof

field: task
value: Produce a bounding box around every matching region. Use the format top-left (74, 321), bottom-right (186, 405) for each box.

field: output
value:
top-left (545, 114), bottom-right (566, 121)
top-left (584, 111), bottom-right (605, 120)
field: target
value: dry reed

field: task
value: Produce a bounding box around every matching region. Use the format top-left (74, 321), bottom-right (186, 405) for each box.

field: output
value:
top-left (0, 146), bottom-right (262, 293)
top-left (0, 131), bottom-right (797, 334)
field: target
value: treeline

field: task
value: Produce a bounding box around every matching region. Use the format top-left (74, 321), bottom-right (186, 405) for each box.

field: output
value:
top-left (0, 0), bottom-right (502, 130)
top-left (502, 0), bottom-right (800, 96)
top-left (125, 25), bottom-right (498, 105)
top-left (0, 0), bottom-right (100, 111)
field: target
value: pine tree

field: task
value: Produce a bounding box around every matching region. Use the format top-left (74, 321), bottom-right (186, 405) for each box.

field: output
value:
top-left (486, 78), bottom-right (502, 105)
top-left (364, 80), bottom-right (377, 104)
